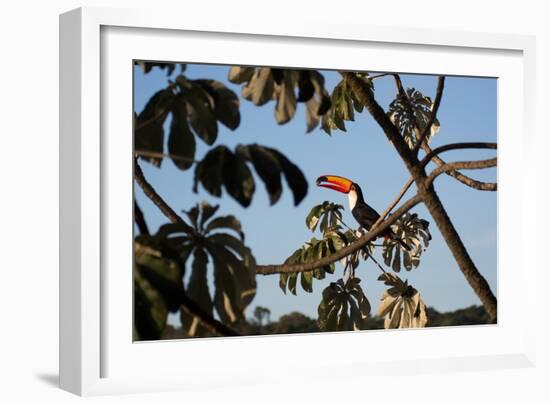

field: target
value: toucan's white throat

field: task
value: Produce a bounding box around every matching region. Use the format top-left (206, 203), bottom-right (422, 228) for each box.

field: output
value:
top-left (348, 190), bottom-right (358, 210)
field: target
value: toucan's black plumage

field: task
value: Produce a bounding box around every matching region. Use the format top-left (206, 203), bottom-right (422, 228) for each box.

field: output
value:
top-left (316, 175), bottom-right (410, 250)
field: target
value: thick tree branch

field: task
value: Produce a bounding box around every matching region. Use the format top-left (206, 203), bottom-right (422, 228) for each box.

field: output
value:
top-left (255, 194), bottom-right (422, 275)
top-left (421, 142), bottom-right (497, 191)
top-left (344, 71), bottom-right (497, 322)
top-left (420, 186), bottom-right (497, 322)
top-left (413, 76), bottom-right (445, 154)
top-left (134, 160), bottom-right (194, 232)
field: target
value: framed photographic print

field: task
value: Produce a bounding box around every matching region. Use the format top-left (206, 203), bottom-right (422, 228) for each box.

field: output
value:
top-left (59, 6), bottom-right (536, 396)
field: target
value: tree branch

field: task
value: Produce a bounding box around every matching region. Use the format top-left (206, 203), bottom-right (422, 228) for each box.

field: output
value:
top-left (134, 161), bottom-right (240, 336)
top-left (341, 72), bottom-right (419, 170)
top-left (372, 177), bottom-right (415, 229)
top-left (425, 158), bottom-right (497, 188)
top-left (413, 76), bottom-right (445, 154)
top-left (180, 293), bottom-right (240, 337)
top-left (421, 142), bottom-right (497, 191)
top-left (420, 142), bottom-right (497, 166)
top-left (135, 150), bottom-right (199, 165)
top-left (134, 199), bottom-right (150, 235)
top-left (255, 194), bottom-right (422, 275)
top-left (134, 159), bottom-right (194, 232)
top-left (344, 71), bottom-right (497, 322)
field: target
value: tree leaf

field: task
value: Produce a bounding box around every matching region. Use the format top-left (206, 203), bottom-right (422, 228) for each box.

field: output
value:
top-left (135, 89), bottom-right (172, 167)
top-left (222, 151), bottom-right (255, 207)
top-left (228, 66), bottom-right (255, 84)
top-left (134, 268), bottom-right (168, 341)
top-left (238, 144), bottom-right (282, 205)
top-left (168, 96), bottom-right (196, 170)
top-left (135, 244), bottom-right (184, 312)
top-left (305, 204), bottom-right (323, 231)
top-left (242, 68), bottom-right (275, 106)
top-left (195, 79), bottom-right (241, 130)
top-left (205, 216), bottom-right (244, 240)
top-left (184, 84), bottom-right (218, 145)
top-left (194, 146), bottom-right (228, 196)
top-left (269, 148), bottom-right (308, 206)
top-left (274, 71), bottom-right (297, 124)
top-left (199, 202), bottom-right (219, 230)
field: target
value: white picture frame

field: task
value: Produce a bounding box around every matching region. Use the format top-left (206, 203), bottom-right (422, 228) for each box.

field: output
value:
top-left (59, 6), bottom-right (537, 396)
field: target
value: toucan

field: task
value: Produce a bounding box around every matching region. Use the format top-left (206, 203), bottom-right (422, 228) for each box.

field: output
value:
top-left (316, 175), bottom-right (410, 251)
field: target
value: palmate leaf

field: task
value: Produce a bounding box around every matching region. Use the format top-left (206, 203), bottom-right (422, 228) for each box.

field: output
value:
top-left (228, 66), bottom-right (332, 132)
top-left (317, 278), bottom-right (371, 331)
top-left (134, 69), bottom-right (241, 169)
top-left (321, 76), bottom-right (372, 135)
top-left (279, 234), bottom-right (344, 295)
top-left (387, 87), bottom-right (440, 149)
top-left (377, 272), bottom-right (428, 329)
top-left (135, 89), bottom-right (175, 167)
top-left (305, 201), bottom-right (344, 233)
top-left (194, 144), bottom-right (308, 207)
top-left (382, 213), bottom-right (431, 272)
top-left (183, 202), bottom-right (256, 324)
top-left (195, 79), bottom-right (241, 130)
top-left (135, 202), bottom-right (257, 338)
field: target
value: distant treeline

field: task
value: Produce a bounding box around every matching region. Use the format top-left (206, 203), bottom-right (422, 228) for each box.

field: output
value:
top-left (161, 305), bottom-right (490, 339)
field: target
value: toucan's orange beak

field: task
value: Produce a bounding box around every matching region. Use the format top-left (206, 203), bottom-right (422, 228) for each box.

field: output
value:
top-left (316, 175), bottom-right (353, 193)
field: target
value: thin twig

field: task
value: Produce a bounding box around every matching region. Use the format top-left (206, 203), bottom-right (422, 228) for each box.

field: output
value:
top-left (425, 158), bottom-right (497, 189)
top-left (371, 176), bottom-right (415, 230)
top-left (135, 150), bottom-right (199, 165)
top-left (421, 142), bottom-right (497, 191)
top-left (369, 73), bottom-right (393, 80)
top-left (334, 215), bottom-right (387, 274)
top-left (413, 76), bottom-right (445, 154)
top-left (420, 142), bottom-right (497, 167)
top-left (180, 294), bottom-right (240, 337)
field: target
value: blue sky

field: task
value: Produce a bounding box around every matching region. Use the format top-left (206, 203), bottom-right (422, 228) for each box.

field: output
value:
top-left (134, 64), bottom-right (497, 323)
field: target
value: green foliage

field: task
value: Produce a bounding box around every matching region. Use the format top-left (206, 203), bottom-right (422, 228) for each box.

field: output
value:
top-left (305, 201), bottom-right (343, 233)
top-left (193, 144), bottom-right (308, 207)
top-left (133, 202), bottom-right (257, 340)
top-left (382, 213), bottom-right (431, 272)
top-left (321, 76), bottom-right (372, 135)
top-left (228, 67), bottom-right (332, 133)
top-left (279, 237), bottom-right (337, 295)
top-left (387, 87), bottom-right (440, 149)
top-left (135, 73), bottom-right (241, 169)
top-left (317, 278), bottom-right (371, 331)
top-left (377, 272), bottom-right (427, 329)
